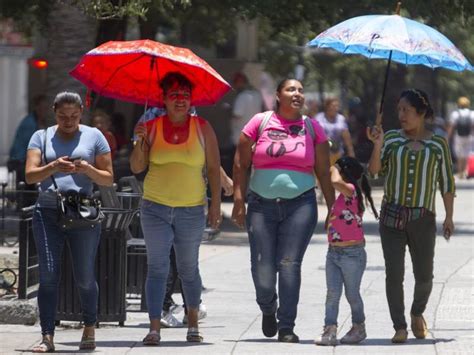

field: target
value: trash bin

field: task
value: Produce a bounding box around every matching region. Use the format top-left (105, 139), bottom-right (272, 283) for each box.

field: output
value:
top-left (56, 208), bottom-right (135, 326)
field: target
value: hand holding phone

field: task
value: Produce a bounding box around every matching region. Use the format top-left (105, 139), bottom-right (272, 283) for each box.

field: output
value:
top-left (66, 156), bottom-right (82, 162)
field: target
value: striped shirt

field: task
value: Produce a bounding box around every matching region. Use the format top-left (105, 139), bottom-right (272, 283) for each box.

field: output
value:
top-left (380, 130), bottom-right (455, 212)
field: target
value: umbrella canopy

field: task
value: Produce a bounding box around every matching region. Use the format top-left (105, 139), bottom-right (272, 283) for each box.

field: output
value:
top-left (307, 14), bottom-right (473, 71)
top-left (70, 39), bottom-right (231, 107)
top-left (307, 12), bottom-right (473, 125)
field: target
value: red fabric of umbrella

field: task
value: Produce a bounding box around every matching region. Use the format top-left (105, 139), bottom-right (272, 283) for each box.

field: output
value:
top-left (70, 39), bottom-right (231, 107)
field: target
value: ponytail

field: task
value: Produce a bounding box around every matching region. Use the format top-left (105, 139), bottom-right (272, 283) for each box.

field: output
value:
top-left (361, 174), bottom-right (379, 219)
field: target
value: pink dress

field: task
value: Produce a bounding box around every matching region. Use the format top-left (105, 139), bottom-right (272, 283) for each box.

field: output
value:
top-left (327, 184), bottom-right (364, 243)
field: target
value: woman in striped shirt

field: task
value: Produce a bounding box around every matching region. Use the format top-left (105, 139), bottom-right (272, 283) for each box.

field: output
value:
top-left (368, 89), bottom-right (455, 344)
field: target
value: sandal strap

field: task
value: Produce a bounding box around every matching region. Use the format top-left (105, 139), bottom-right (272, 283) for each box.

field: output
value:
top-left (186, 327), bottom-right (203, 342)
top-left (33, 339), bottom-right (55, 353)
top-left (143, 332), bottom-right (161, 345)
top-left (79, 335), bottom-right (96, 349)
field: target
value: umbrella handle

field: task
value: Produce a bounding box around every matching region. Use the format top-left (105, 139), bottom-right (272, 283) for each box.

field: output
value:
top-left (375, 112), bottom-right (383, 126)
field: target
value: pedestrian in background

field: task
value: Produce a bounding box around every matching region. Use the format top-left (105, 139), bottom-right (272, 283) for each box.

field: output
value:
top-left (25, 92), bottom-right (113, 352)
top-left (91, 109), bottom-right (118, 159)
top-left (130, 72), bottom-right (221, 345)
top-left (232, 78), bottom-right (335, 343)
top-left (8, 94), bottom-right (49, 187)
top-left (447, 96), bottom-right (474, 179)
top-left (315, 156), bottom-right (378, 346)
top-left (368, 88), bottom-right (455, 343)
top-left (315, 98), bottom-right (355, 165)
top-left (231, 72), bottom-right (264, 151)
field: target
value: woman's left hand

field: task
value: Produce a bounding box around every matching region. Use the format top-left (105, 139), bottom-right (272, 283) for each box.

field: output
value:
top-left (73, 160), bottom-right (91, 175)
top-left (443, 217), bottom-right (454, 240)
top-left (324, 212), bottom-right (331, 230)
top-left (208, 203), bottom-right (222, 230)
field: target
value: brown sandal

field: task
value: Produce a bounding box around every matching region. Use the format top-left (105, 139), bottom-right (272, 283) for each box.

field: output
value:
top-left (79, 335), bottom-right (96, 350)
top-left (32, 338), bottom-right (55, 353)
top-left (143, 332), bottom-right (161, 346)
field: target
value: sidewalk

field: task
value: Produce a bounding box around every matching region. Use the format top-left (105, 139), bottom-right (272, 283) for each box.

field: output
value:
top-left (0, 182), bottom-right (473, 354)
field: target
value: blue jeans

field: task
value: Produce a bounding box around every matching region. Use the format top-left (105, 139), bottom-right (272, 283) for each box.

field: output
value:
top-left (32, 207), bottom-right (101, 335)
top-left (246, 189), bottom-right (317, 330)
top-left (140, 199), bottom-right (205, 320)
top-left (324, 244), bottom-right (367, 326)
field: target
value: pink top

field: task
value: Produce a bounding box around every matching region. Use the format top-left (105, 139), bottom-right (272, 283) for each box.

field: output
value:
top-left (242, 112), bottom-right (327, 174)
top-left (327, 184), bottom-right (364, 243)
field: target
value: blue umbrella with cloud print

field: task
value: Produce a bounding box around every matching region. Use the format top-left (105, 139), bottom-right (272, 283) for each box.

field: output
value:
top-left (307, 2), bottom-right (473, 125)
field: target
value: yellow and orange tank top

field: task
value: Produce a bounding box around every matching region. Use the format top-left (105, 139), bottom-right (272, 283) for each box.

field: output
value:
top-left (143, 116), bottom-right (206, 207)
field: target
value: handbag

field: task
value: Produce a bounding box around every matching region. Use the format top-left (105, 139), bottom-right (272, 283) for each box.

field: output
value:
top-left (42, 129), bottom-right (104, 230)
top-left (56, 190), bottom-right (104, 230)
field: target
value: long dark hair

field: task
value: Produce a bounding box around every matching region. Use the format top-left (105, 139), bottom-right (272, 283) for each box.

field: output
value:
top-left (335, 156), bottom-right (379, 219)
top-left (399, 88), bottom-right (434, 120)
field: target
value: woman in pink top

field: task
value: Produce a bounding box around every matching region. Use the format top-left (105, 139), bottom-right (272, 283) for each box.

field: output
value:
top-left (315, 156), bottom-right (378, 346)
top-left (232, 78), bottom-right (335, 343)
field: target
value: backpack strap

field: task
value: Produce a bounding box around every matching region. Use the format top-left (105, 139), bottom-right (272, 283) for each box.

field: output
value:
top-left (193, 116), bottom-right (208, 185)
top-left (257, 111), bottom-right (274, 139)
top-left (302, 115), bottom-right (316, 141)
top-left (195, 116), bottom-right (205, 150)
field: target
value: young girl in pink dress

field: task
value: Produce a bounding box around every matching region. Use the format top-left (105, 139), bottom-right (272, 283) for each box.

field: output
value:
top-left (315, 157), bottom-right (378, 346)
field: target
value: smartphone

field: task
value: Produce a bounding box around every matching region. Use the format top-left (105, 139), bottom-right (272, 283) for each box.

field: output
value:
top-left (66, 156), bottom-right (82, 162)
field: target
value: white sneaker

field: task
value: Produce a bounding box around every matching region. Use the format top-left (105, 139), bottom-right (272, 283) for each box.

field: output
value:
top-left (340, 323), bottom-right (366, 344)
top-left (315, 325), bottom-right (337, 346)
top-left (183, 304), bottom-right (207, 324)
top-left (160, 310), bottom-right (182, 328)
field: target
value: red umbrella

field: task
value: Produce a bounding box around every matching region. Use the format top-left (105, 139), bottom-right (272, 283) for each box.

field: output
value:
top-left (70, 39), bottom-right (231, 107)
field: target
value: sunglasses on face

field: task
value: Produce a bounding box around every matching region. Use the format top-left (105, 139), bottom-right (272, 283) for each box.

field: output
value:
top-left (166, 92), bottom-right (191, 100)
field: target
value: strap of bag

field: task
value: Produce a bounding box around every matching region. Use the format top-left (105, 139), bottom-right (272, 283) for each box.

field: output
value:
top-left (257, 110), bottom-right (274, 139)
top-left (303, 115), bottom-right (316, 141)
top-left (42, 128), bottom-right (59, 191)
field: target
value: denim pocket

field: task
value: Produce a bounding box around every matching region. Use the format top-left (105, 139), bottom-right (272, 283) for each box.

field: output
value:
top-left (247, 191), bottom-right (261, 205)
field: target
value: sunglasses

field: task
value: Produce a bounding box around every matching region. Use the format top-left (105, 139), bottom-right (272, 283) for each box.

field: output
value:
top-left (289, 125), bottom-right (305, 136)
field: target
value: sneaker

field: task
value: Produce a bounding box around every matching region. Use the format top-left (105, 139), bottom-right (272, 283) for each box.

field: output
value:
top-left (182, 304), bottom-right (207, 324)
top-left (340, 323), bottom-right (366, 344)
top-left (315, 325), bottom-right (337, 346)
top-left (261, 313), bottom-right (277, 337)
top-left (391, 329), bottom-right (408, 343)
top-left (411, 314), bottom-right (428, 339)
top-left (278, 328), bottom-right (299, 343)
top-left (160, 310), bottom-right (182, 328)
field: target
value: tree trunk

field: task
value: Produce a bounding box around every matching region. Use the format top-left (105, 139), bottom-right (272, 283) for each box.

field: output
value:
top-left (46, 1), bottom-right (97, 123)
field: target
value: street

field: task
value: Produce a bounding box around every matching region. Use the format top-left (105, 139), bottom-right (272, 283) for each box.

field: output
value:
top-left (0, 181), bottom-right (473, 354)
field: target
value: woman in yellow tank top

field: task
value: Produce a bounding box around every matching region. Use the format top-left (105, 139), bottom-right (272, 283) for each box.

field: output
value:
top-left (130, 72), bottom-right (221, 345)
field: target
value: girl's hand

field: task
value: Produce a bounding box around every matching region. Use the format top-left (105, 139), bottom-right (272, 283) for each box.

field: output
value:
top-left (221, 174), bottom-right (234, 196)
top-left (443, 217), bottom-right (454, 240)
top-left (231, 200), bottom-right (246, 229)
